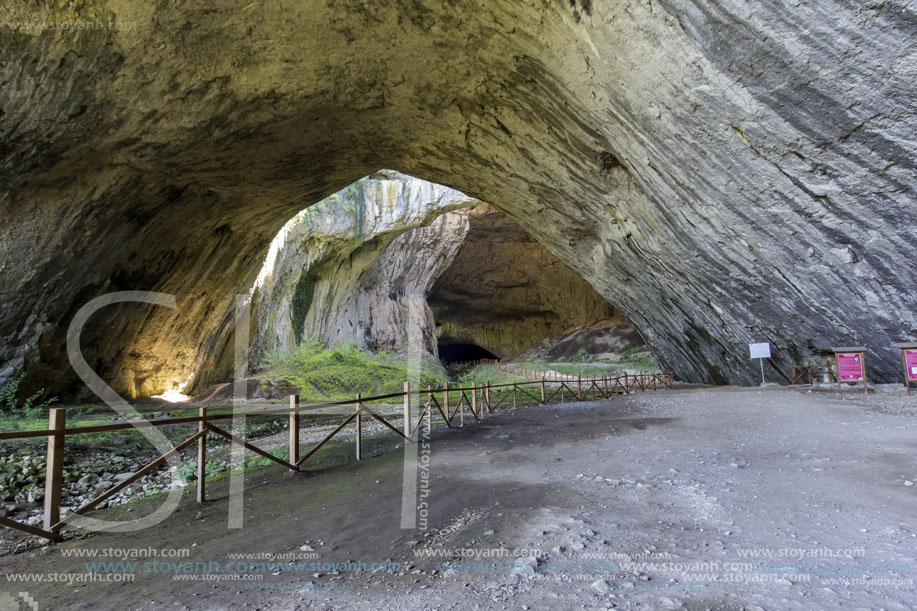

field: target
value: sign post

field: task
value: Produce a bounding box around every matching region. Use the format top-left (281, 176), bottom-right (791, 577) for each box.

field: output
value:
top-left (749, 342), bottom-right (771, 385)
top-left (831, 346), bottom-right (868, 394)
top-left (894, 342), bottom-right (917, 394)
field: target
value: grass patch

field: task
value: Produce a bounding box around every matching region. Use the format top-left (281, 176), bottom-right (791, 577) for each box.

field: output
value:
top-left (456, 364), bottom-right (529, 387)
top-left (260, 340), bottom-right (444, 401)
top-left (513, 346), bottom-right (659, 377)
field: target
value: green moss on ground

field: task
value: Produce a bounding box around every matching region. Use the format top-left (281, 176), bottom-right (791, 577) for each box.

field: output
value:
top-left (260, 340), bottom-right (444, 402)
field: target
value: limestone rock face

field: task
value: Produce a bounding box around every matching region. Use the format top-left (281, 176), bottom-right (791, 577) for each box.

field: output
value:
top-left (250, 173), bottom-right (474, 371)
top-left (0, 1), bottom-right (914, 397)
top-left (430, 205), bottom-right (619, 359)
top-left (267, 194), bottom-right (628, 368)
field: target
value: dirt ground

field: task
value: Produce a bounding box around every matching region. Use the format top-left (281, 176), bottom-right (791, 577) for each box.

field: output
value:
top-left (1, 386), bottom-right (915, 610)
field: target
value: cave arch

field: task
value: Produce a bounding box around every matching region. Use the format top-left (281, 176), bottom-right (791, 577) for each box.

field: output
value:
top-left (0, 1), bottom-right (913, 398)
top-left (249, 175), bottom-right (648, 384)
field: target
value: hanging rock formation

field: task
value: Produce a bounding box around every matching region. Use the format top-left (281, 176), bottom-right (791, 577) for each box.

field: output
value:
top-left (430, 205), bottom-right (622, 359)
top-left (0, 1), bottom-right (914, 397)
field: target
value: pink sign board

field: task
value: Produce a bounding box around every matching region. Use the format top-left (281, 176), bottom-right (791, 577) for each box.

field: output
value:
top-left (906, 350), bottom-right (917, 381)
top-left (837, 352), bottom-right (864, 381)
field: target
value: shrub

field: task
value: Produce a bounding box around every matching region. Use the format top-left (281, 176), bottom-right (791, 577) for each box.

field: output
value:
top-left (0, 372), bottom-right (58, 418)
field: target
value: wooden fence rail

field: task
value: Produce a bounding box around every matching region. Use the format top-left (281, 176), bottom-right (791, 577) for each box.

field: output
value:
top-left (0, 371), bottom-right (673, 541)
top-left (790, 360), bottom-right (837, 385)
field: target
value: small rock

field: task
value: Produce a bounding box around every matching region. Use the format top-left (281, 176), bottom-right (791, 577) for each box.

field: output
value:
top-left (78, 473), bottom-right (99, 486)
top-left (592, 579), bottom-right (610, 593)
top-left (511, 556), bottom-right (538, 578)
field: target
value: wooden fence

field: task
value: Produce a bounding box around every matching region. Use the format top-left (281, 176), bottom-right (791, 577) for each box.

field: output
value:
top-left (0, 371), bottom-right (673, 541)
top-left (450, 358), bottom-right (499, 368)
top-left (790, 360), bottom-right (837, 385)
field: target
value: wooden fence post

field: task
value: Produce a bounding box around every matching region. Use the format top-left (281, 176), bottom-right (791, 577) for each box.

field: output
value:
top-left (577, 375), bottom-right (582, 400)
top-left (471, 382), bottom-right (477, 418)
top-left (443, 381), bottom-right (449, 425)
top-left (289, 395), bottom-right (300, 471)
top-left (485, 382), bottom-right (491, 412)
top-left (43, 408), bottom-right (65, 533)
top-left (512, 383), bottom-right (517, 410)
top-left (540, 377), bottom-right (546, 403)
top-left (196, 407), bottom-right (207, 502)
top-left (403, 381), bottom-right (412, 439)
top-left (355, 394), bottom-right (362, 460)
top-left (459, 385), bottom-right (465, 427)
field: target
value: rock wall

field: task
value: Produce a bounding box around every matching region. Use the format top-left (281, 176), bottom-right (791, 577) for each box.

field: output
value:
top-left (256, 185), bottom-right (625, 369)
top-left (274, 195), bottom-right (630, 367)
top-left (250, 173), bottom-right (474, 371)
top-left (290, 204), bottom-right (469, 364)
top-left (429, 205), bottom-right (619, 359)
top-left (0, 1), bottom-right (914, 397)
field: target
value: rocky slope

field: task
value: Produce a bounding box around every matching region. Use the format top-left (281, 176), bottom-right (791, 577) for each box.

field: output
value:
top-left (512, 318), bottom-right (649, 365)
top-left (0, 1), bottom-right (914, 397)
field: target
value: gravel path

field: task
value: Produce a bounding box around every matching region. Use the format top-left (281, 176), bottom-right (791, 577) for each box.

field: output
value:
top-left (1, 386), bottom-right (915, 610)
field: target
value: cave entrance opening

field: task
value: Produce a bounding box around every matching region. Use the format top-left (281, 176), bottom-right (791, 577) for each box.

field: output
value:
top-left (248, 171), bottom-right (659, 400)
top-left (437, 341), bottom-right (499, 367)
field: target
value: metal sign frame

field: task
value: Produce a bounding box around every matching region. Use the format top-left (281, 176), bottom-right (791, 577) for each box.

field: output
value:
top-left (748, 342), bottom-right (771, 385)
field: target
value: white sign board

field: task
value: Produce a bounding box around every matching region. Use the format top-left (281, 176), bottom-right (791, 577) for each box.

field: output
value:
top-left (749, 342), bottom-right (771, 359)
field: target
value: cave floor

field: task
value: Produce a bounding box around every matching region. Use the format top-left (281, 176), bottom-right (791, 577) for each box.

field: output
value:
top-left (1, 386), bottom-right (915, 610)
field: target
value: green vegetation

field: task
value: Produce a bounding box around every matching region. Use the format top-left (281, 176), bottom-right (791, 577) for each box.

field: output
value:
top-left (440, 364), bottom-right (532, 405)
top-left (339, 178), bottom-right (368, 236)
top-left (512, 346), bottom-right (659, 377)
top-left (290, 272), bottom-right (315, 345)
top-left (297, 176), bottom-right (370, 233)
top-left (455, 364), bottom-right (528, 387)
top-left (261, 340), bottom-right (444, 401)
top-left (177, 457), bottom-right (228, 483)
top-left (0, 372), bottom-right (58, 419)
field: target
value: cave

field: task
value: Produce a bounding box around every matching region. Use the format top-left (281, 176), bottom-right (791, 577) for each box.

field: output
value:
top-left (0, 1), bottom-right (913, 399)
top-left (426, 203), bottom-right (626, 360)
top-left (1, 3), bottom-right (915, 608)
top-left (250, 175), bottom-right (645, 379)
top-left (436, 341), bottom-right (499, 367)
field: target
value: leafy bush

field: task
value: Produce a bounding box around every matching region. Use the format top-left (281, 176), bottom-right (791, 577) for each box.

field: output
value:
top-left (176, 458), bottom-right (227, 483)
top-left (0, 372), bottom-right (58, 418)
